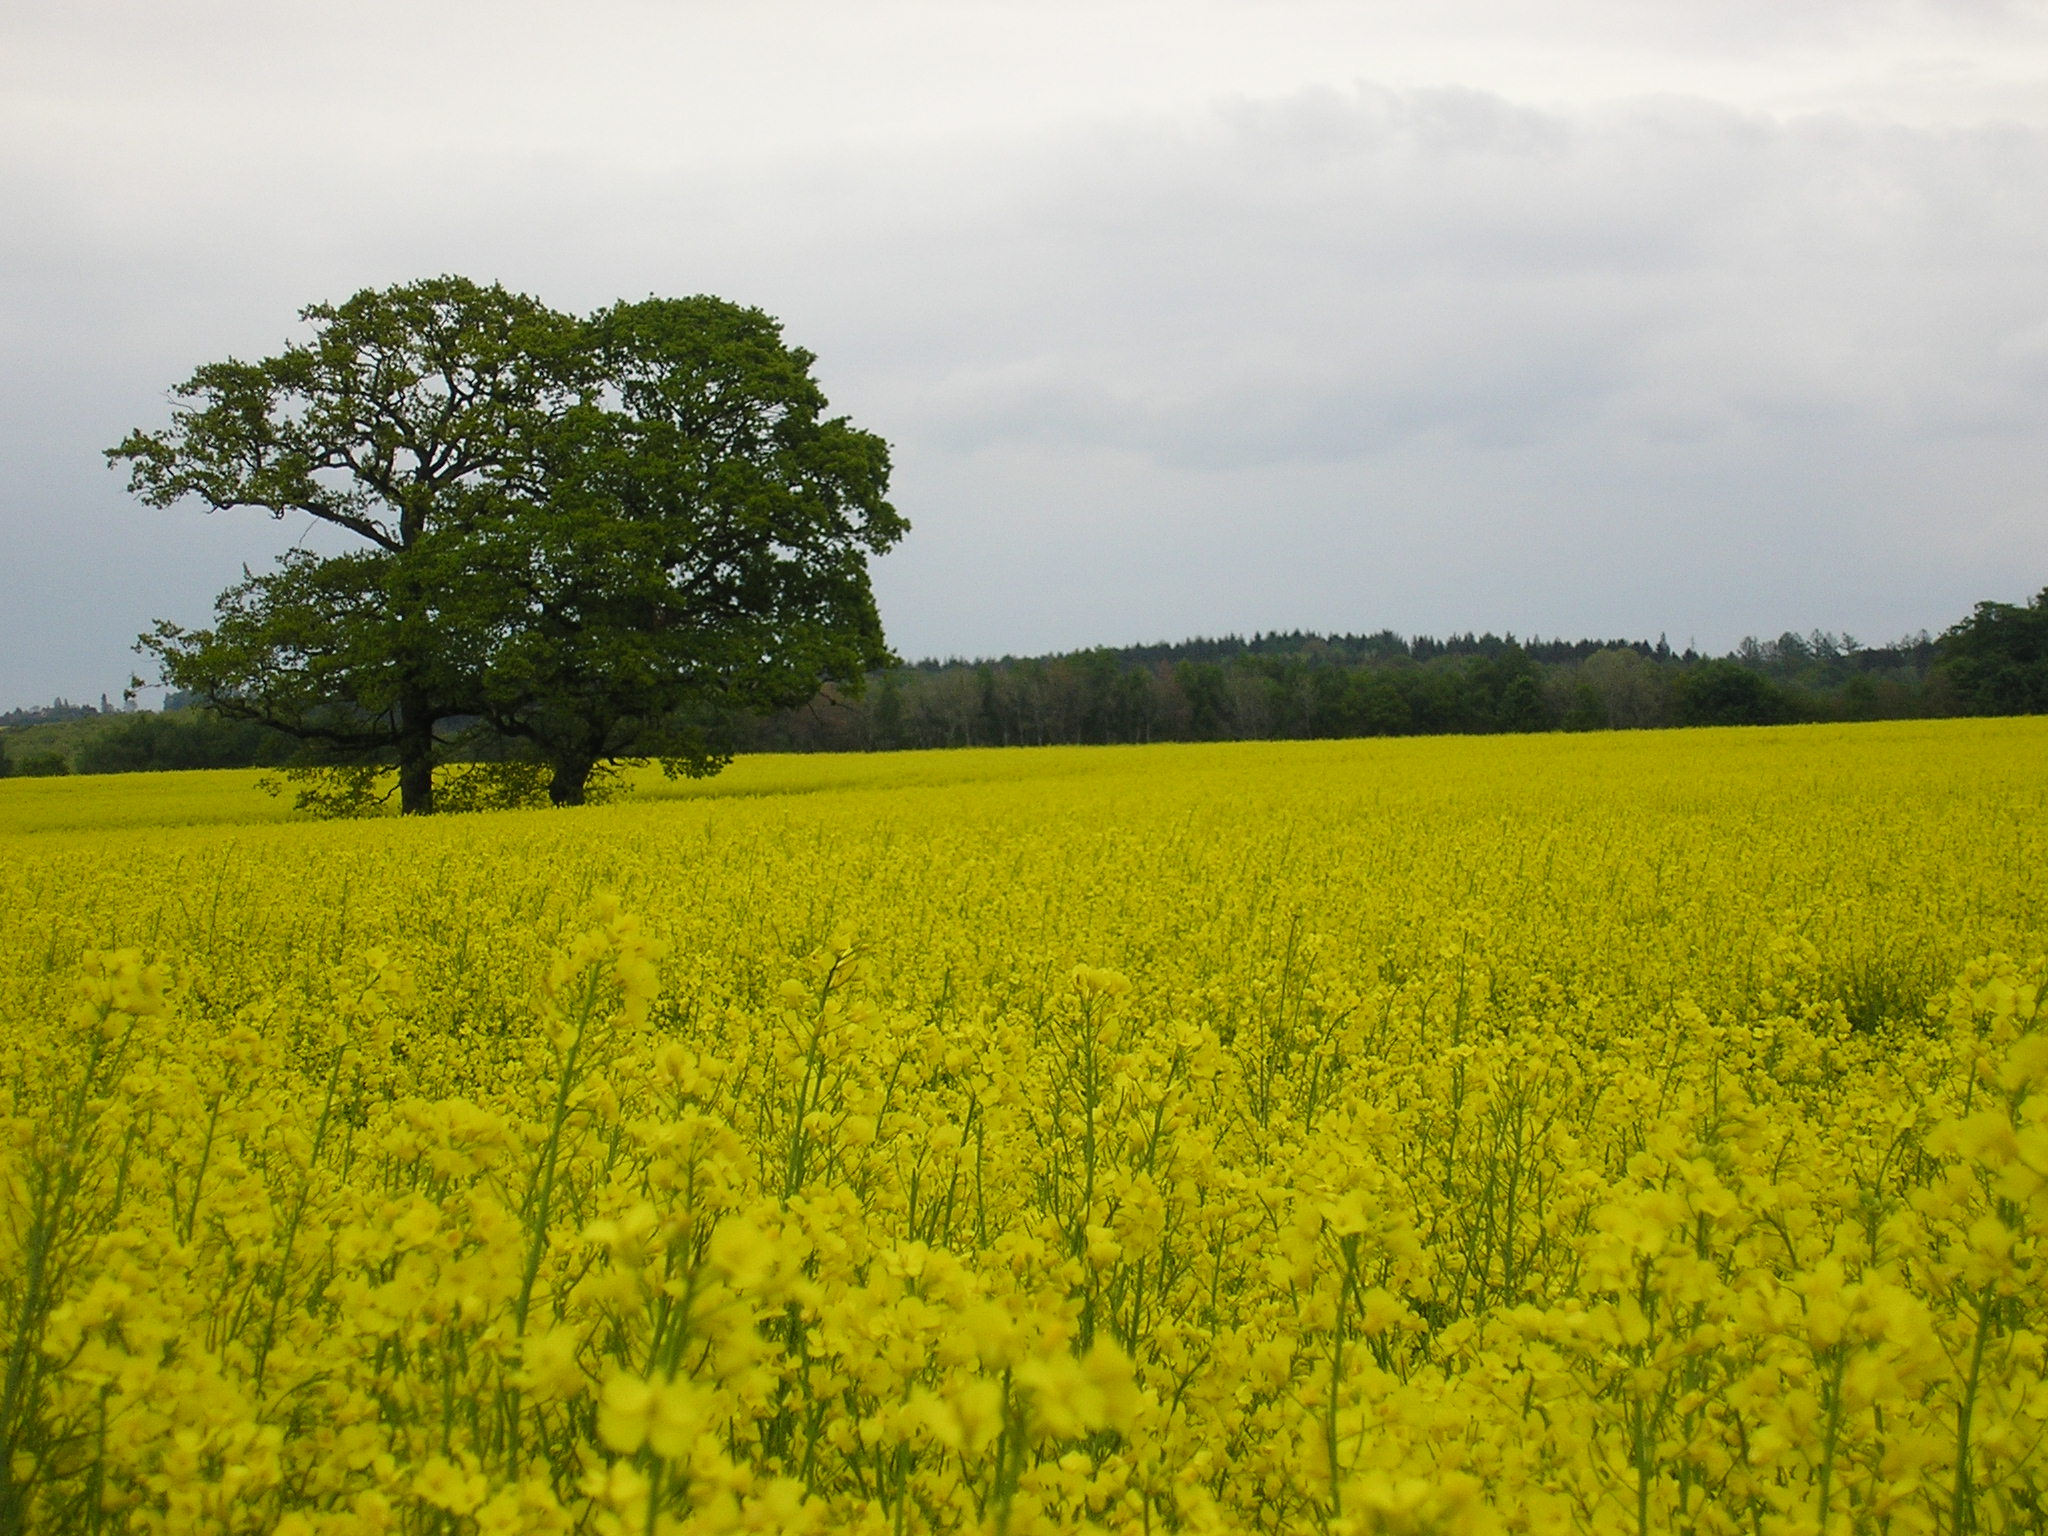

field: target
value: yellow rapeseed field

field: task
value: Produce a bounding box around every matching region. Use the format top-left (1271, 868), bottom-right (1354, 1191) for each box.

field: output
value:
top-left (3, 721), bottom-right (2046, 1536)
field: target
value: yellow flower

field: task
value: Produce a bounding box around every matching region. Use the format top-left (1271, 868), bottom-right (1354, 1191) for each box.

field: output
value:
top-left (414, 1455), bottom-right (487, 1516)
top-left (517, 1325), bottom-right (589, 1403)
top-left (597, 1372), bottom-right (710, 1460)
top-left (1071, 965), bottom-right (1130, 998)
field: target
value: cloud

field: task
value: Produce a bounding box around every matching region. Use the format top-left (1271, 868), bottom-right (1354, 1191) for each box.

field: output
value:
top-left (840, 87), bottom-right (2048, 465)
top-left (3, 2), bottom-right (2048, 700)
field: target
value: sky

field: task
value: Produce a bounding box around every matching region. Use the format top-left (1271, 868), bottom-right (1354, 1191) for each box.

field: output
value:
top-left (4, 0), bottom-right (2047, 708)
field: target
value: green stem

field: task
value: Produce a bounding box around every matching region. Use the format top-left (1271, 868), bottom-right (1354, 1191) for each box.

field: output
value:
top-left (1327, 1233), bottom-right (1360, 1523)
top-left (252, 1044), bottom-right (349, 1393)
top-left (1950, 1283), bottom-right (1996, 1536)
top-left (514, 964), bottom-right (604, 1335)
top-left (176, 1089), bottom-right (225, 1246)
top-left (1815, 1345), bottom-right (1847, 1536)
top-left (0, 1014), bottom-right (131, 1487)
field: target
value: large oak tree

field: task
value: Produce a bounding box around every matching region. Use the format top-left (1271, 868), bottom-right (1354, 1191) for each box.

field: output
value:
top-left (447, 296), bottom-right (902, 805)
top-left (110, 277), bottom-right (905, 812)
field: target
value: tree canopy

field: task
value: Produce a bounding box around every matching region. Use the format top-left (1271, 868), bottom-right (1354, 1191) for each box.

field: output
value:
top-left (1936, 587), bottom-right (2048, 716)
top-left (110, 277), bottom-right (906, 811)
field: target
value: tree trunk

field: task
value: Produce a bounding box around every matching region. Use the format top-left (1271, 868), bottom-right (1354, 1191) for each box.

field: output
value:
top-left (396, 692), bottom-right (436, 815)
top-left (548, 756), bottom-right (594, 808)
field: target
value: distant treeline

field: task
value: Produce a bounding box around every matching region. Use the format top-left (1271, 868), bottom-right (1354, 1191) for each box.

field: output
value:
top-left (0, 695), bottom-right (122, 728)
top-left (5, 588), bottom-right (2043, 775)
top-left (0, 707), bottom-right (296, 778)
top-left (742, 590), bottom-right (2046, 754)
top-left (740, 628), bottom-right (1952, 753)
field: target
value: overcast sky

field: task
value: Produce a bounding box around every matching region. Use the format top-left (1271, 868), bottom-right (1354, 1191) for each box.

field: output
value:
top-left (4, 0), bottom-right (2046, 708)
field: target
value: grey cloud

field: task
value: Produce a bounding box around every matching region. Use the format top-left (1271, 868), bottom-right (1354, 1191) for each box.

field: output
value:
top-left (843, 88), bottom-right (2048, 480)
top-left (4, 26), bottom-right (2047, 700)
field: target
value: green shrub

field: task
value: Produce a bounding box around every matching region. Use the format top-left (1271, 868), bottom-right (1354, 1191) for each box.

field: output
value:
top-left (1675, 660), bottom-right (1796, 727)
top-left (14, 751), bottom-right (70, 777)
